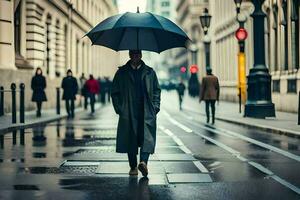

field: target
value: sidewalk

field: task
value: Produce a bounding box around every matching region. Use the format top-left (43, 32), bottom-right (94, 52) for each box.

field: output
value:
top-left (0, 103), bottom-right (101, 133)
top-left (179, 92), bottom-right (300, 137)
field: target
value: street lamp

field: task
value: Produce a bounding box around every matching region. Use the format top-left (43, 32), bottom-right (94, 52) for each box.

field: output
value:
top-left (234, 0), bottom-right (243, 13)
top-left (244, 0), bottom-right (275, 118)
top-left (199, 8), bottom-right (212, 72)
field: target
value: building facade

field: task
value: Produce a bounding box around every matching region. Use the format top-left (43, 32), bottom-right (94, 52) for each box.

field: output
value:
top-left (175, 0), bottom-right (208, 81)
top-left (0, 0), bottom-right (120, 112)
top-left (176, 0), bottom-right (299, 113)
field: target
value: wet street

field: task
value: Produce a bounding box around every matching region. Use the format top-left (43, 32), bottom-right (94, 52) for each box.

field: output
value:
top-left (0, 91), bottom-right (299, 200)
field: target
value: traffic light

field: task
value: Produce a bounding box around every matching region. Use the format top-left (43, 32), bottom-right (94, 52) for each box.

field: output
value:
top-left (180, 66), bottom-right (187, 73)
top-left (189, 65), bottom-right (198, 74)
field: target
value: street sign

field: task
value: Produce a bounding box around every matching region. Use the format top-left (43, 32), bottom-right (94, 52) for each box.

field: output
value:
top-left (190, 65), bottom-right (198, 74)
top-left (235, 27), bottom-right (248, 41)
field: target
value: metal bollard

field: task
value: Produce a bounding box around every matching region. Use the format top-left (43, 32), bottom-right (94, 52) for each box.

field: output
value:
top-left (0, 86), bottom-right (4, 116)
top-left (11, 83), bottom-right (17, 124)
top-left (56, 87), bottom-right (60, 115)
top-left (19, 83), bottom-right (25, 123)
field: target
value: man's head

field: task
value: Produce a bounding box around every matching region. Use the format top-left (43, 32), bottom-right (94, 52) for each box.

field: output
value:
top-left (89, 74), bottom-right (94, 79)
top-left (129, 50), bottom-right (142, 66)
top-left (67, 69), bottom-right (73, 76)
top-left (206, 68), bottom-right (212, 75)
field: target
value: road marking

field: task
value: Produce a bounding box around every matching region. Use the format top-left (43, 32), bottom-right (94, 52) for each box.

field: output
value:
top-left (193, 161), bottom-right (209, 173)
top-left (164, 110), bottom-right (300, 195)
top-left (158, 126), bottom-right (209, 173)
top-left (182, 113), bottom-right (300, 163)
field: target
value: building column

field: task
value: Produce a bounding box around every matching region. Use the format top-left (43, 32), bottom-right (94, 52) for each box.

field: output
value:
top-left (0, 0), bottom-right (15, 70)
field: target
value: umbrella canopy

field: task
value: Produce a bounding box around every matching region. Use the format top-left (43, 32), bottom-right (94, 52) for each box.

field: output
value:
top-left (85, 12), bottom-right (190, 53)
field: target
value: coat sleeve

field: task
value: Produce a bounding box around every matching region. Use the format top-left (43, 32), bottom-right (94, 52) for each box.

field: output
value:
top-left (42, 76), bottom-right (46, 89)
top-left (200, 77), bottom-right (206, 101)
top-left (111, 70), bottom-right (122, 114)
top-left (74, 78), bottom-right (78, 94)
top-left (216, 77), bottom-right (220, 101)
top-left (31, 77), bottom-right (35, 90)
top-left (152, 71), bottom-right (161, 114)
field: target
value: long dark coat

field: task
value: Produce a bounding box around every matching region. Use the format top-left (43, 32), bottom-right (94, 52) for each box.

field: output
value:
top-left (31, 75), bottom-right (47, 102)
top-left (111, 61), bottom-right (161, 154)
top-left (61, 76), bottom-right (78, 100)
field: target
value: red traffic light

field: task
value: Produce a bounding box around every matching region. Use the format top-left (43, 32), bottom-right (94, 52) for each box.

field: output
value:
top-left (190, 65), bottom-right (198, 74)
top-left (180, 66), bottom-right (187, 73)
top-left (235, 27), bottom-right (248, 41)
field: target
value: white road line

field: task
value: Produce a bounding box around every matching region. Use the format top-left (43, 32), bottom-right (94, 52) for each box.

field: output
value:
top-left (182, 113), bottom-right (300, 163)
top-left (193, 161), bottom-right (209, 173)
top-left (158, 125), bottom-right (210, 173)
top-left (164, 110), bottom-right (300, 195)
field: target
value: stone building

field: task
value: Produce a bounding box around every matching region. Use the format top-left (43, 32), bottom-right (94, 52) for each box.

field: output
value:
top-left (176, 0), bottom-right (299, 113)
top-left (174, 0), bottom-right (208, 81)
top-left (0, 0), bottom-right (120, 112)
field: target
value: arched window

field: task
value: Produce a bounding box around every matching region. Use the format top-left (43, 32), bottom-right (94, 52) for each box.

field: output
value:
top-left (14, 1), bottom-right (22, 55)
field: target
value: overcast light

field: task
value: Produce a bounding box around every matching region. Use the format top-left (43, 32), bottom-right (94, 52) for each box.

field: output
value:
top-left (117, 0), bottom-right (147, 14)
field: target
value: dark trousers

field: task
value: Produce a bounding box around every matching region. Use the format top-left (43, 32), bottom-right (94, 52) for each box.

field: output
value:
top-left (205, 100), bottom-right (216, 123)
top-left (36, 102), bottom-right (42, 116)
top-left (83, 95), bottom-right (88, 110)
top-left (178, 94), bottom-right (183, 110)
top-left (89, 94), bottom-right (95, 113)
top-left (128, 102), bottom-right (149, 169)
top-left (65, 99), bottom-right (75, 118)
top-left (128, 151), bottom-right (150, 169)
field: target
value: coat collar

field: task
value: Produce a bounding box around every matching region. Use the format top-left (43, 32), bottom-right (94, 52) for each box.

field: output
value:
top-left (123, 60), bottom-right (152, 81)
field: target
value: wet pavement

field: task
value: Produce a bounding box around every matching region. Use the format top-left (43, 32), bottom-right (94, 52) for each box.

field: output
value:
top-left (0, 92), bottom-right (300, 199)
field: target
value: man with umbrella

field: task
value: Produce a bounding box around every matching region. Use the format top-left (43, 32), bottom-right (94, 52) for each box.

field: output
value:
top-left (111, 50), bottom-right (161, 177)
top-left (85, 10), bottom-right (189, 177)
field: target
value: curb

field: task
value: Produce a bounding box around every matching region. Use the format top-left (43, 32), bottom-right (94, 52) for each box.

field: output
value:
top-left (183, 107), bottom-right (300, 138)
top-left (215, 117), bottom-right (300, 138)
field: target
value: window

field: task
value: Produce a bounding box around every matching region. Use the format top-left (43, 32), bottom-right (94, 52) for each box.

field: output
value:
top-left (282, 0), bottom-right (288, 70)
top-left (14, 2), bottom-right (22, 55)
top-left (161, 1), bottom-right (170, 7)
top-left (291, 0), bottom-right (299, 70)
top-left (287, 79), bottom-right (297, 93)
top-left (272, 80), bottom-right (280, 92)
top-left (46, 15), bottom-right (52, 75)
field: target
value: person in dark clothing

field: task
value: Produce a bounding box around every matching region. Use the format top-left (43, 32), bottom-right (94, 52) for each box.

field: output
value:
top-left (85, 75), bottom-right (100, 114)
top-left (200, 68), bottom-right (220, 125)
top-left (79, 73), bottom-right (88, 110)
top-left (100, 78), bottom-right (106, 104)
top-left (61, 69), bottom-right (78, 119)
top-left (111, 50), bottom-right (161, 177)
top-left (31, 67), bottom-right (47, 117)
top-left (176, 80), bottom-right (186, 110)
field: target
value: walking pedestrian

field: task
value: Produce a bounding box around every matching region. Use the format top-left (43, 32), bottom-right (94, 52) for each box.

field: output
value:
top-left (85, 74), bottom-right (100, 114)
top-left (111, 50), bottom-right (161, 177)
top-left (176, 79), bottom-right (186, 110)
top-left (31, 67), bottom-right (47, 117)
top-left (61, 69), bottom-right (78, 119)
top-left (79, 73), bottom-right (88, 110)
top-left (100, 77), bottom-right (106, 104)
top-left (200, 68), bottom-right (220, 124)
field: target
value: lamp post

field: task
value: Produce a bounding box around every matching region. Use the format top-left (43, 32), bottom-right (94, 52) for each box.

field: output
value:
top-left (199, 8), bottom-right (211, 72)
top-left (244, 0), bottom-right (275, 118)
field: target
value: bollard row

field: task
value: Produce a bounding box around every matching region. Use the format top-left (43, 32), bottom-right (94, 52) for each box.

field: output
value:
top-left (0, 83), bottom-right (25, 124)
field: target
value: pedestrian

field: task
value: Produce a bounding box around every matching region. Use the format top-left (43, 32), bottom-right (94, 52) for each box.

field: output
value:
top-left (199, 68), bottom-right (220, 124)
top-left (104, 77), bottom-right (112, 103)
top-left (61, 69), bottom-right (78, 119)
top-left (31, 67), bottom-right (47, 117)
top-left (176, 79), bottom-right (186, 110)
top-left (85, 74), bottom-right (100, 114)
top-left (111, 50), bottom-right (161, 177)
top-left (79, 73), bottom-right (88, 110)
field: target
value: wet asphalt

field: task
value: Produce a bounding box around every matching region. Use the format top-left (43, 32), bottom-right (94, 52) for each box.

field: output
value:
top-left (0, 92), bottom-right (299, 200)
